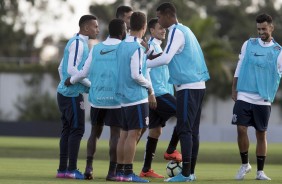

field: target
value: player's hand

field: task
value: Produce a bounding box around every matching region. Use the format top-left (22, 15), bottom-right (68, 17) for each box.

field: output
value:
top-left (232, 90), bottom-right (237, 101)
top-left (141, 37), bottom-right (149, 52)
top-left (147, 50), bottom-right (162, 60)
top-left (64, 77), bottom-right (72, 87)
top-left (148, 94), bottom-right (157, 110)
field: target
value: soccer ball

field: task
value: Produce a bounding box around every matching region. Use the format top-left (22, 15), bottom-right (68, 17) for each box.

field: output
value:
top-left (166, 160), bottom-right (182, 177)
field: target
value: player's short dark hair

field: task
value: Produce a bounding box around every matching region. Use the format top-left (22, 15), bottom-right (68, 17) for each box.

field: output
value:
top-left (130, 12), bottom-right (146, 31)
top-left (148, 18), bottom-right (158, 33)
top-left (79, 15), bottom-right (97, 27)
top-left (109, 19), bottom-right (126, 37)
top-left (256, 13), bottom-right (273, 24)
top-left (156, 2), bottom-right (176, 17)
top-left (116, 5), bottom-right (133, 18)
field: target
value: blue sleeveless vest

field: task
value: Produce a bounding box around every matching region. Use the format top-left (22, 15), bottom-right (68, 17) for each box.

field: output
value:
top-left (148, 38), bottom-right (174, 96)
top-left (57, 34), bottom-right (89, 97)
top-left (237, 38), bottom-right (281, 102)
top-left (116, 38), bottom-right (148, 104)
top-left (88, 43), bottom-right (120, 107)
top-left (168, 24), bottom-right (210, 85)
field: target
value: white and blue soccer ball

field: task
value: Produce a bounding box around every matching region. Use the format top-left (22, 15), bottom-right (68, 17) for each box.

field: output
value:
top-left (166, 160), bottom-right (182, 177)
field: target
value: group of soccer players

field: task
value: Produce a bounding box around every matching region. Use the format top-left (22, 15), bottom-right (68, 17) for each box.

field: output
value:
top-left (56, 1), bottom-right (280, 182)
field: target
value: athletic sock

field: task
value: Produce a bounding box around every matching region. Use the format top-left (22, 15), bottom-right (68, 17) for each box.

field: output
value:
top-left (108, 161), bottom-right (117, 175)
top-left (240, 151), bottom-right (249, 164)
top-left (166, 127), bottom-right (179, 154)
top-left (86, 156), bottom-right (93, 168)
top-left (142, 136), bottom-right (158, 172)
top-left (124, 164), bottom-right (133, 175)
top-left (257, 156), bottom-right (266, 171)
top-left (116, 163), bottom-right (124, 174)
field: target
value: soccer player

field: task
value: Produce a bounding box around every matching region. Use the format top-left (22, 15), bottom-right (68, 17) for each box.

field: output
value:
top-left (139, 18), bottom-right (181, 179)
top-left (146, 3), bottom-right (210, 182)
top-left (64, 19), bottom-right (127, 180)
top-left (231, 13), bottom-right (282, 181)
top-left (116, 5), bottom-right (133, 33)
top-left (115, 12), bottom-right (155, 183)
top-left (56, 15), bottom-right (99, 179)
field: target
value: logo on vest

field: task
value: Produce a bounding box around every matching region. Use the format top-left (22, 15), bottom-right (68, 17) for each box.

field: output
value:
top-left (100, 49), bottom-right (115, 55)
top-left (254, 53), bottom-right (265, 56)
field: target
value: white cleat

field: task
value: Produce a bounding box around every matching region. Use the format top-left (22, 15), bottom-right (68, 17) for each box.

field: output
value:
top-left (235, 163), bottom-right (252, 180)
top-left (256, 171), bottom-right (271, 180)
top-left (189, 174), bottom-right (196, 181)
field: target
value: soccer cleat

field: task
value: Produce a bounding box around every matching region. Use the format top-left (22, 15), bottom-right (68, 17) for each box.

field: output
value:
top-left (256, 171), bottom-right (271, 180)
top-left (189, 174), bottom-right (196, 181)
top-left (84, 167), bottom-right (93, 180)
top-left (56, 170), bottom-right (66, 178)
top-left (164, 173), bottom-right (191, 182)
top-left (114, 172), bottom-right (126, 181)
top-left (123, 173), bottom-right (149, 182)
top-left (164, 150), bottom-right (182, 162)
top-left (106, 173), bottom-right (117, 181)
top-left (65, 169), bottom-right (84, 180)
top-left (140, 169), bottom-right (164, 178)
top-left (235, 163), bottom-right (252, 180)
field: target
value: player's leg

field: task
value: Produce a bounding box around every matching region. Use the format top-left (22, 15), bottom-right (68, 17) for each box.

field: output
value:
top-left (190, 89), bottom-right (205, 181)
top-left (156, 94), bottom-right (181, 162)
top-left (254, 104), bottom-right (271, 180)
top-left (116, 129), bottom-right (127, 181)
top-left (84, 107), bottom-right (104, 179)
top-left (122, 103), bottom-right (149, 182)
top-left (65, 94), bottom-right (85, 179)
top-left (140, 125), bottom-right (164, 178)
top-left (56, 93), bottom-right (70, 178)
top-left (105, 108), bottom-right (122, 180)
top-left (232, 100), bottom-right (252, 180)
top-left (167, 89), bottom-right (193, 182)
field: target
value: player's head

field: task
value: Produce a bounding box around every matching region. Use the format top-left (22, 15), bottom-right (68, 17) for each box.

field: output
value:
top-left (109, 19), bottom-right (127, 40)
top-left (79, 15), bottom-right (99, 39)
top-left (130, 11), bottom-right (147, 36)
top-left (148, 18), bottom-right (166, 40)
top-left (156, 2), bottom-right (177, 28)
top-left (116, 5), bottom-right (133, 30)
top-left (256, 13), bottom-right (274, 42)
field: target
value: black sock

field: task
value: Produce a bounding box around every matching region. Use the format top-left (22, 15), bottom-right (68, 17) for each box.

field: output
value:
top-left (240, 151), bottom-right (249, 164)
top-left (124, 164), bottom-right (133, 175)
top-left (86, 156), bottom-right (93, 168)
top-left (257, 156), bottom-right (266, 171)
top-left (142, 136), bottom-right (158, 172)
top-left (116, 164), bottom-right (124, 174)
top-left (190, 157), bottom-right (197, 174)
top-left (108, 161), bottom-right (117, 175)
top-left (181, 161), bottom-right (191, 177)
top-left (166, 127), bottom-right (179, 154)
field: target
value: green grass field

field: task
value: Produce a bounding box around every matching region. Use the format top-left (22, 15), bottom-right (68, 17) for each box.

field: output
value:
top-left (0, 136), bottom-right (281, 184)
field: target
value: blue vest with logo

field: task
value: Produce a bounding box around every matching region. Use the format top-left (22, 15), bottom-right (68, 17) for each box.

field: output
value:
top-left (237, 38), bottom-right (281, 102)
top-left (88, 43), bottom-right (120, 107)
top-left (148, 38), bottom-right (174, 96)
top-left (116, 38), bottom-right (148, 104)
top-left (168, 24), bottom-right (210, 85)
top-left (57, 34), bottom-right (89, 97)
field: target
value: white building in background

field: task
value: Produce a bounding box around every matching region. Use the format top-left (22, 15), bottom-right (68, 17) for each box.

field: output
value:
top-left (0, 73), bottom-right (281, 142)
